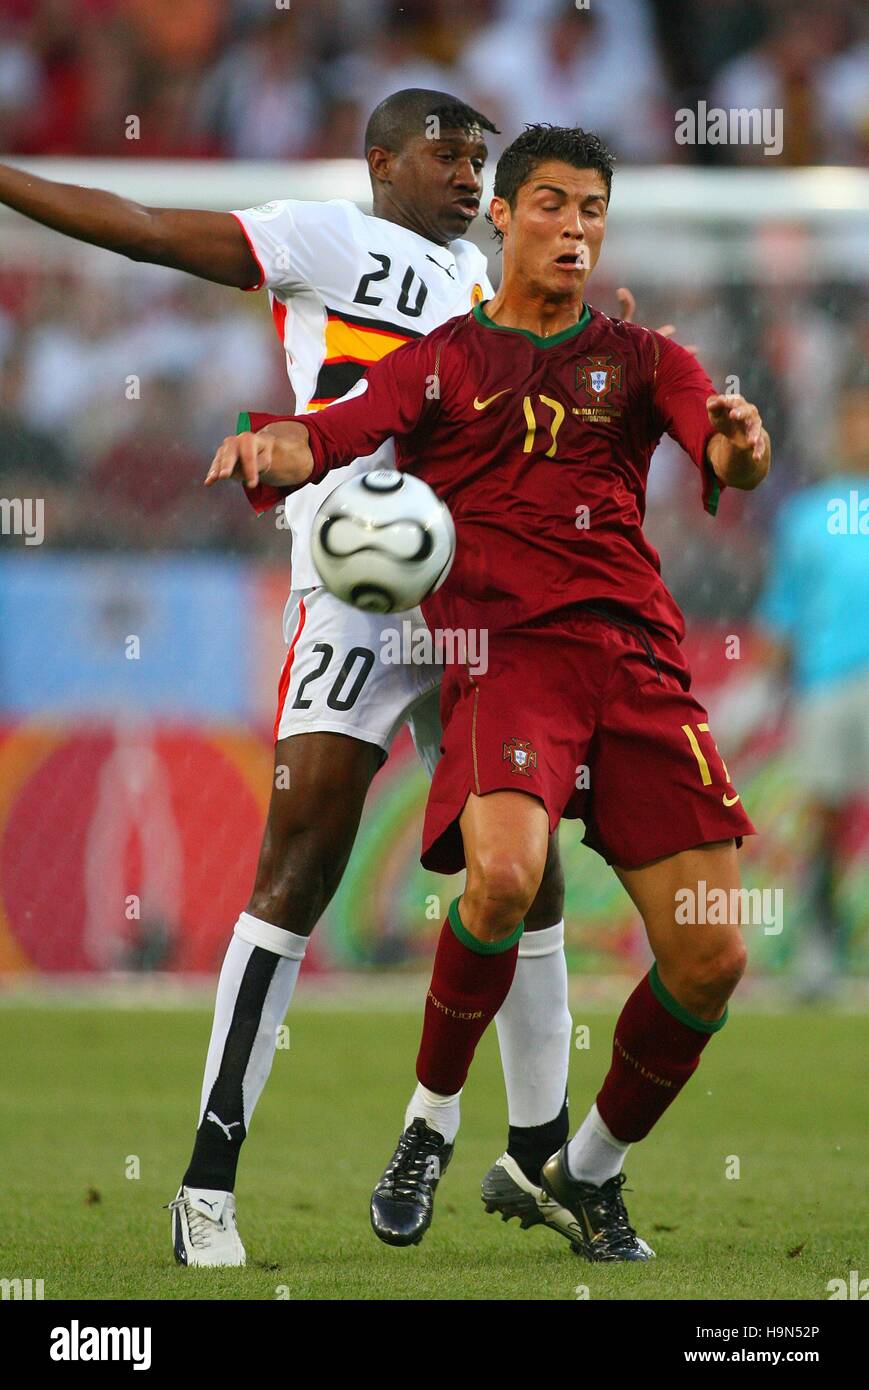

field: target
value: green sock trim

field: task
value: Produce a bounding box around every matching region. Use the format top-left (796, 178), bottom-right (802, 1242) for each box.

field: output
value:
top-left (649, 962), bottom-right (728, 1034)
top-left (447, 898), bottom-right (524, 955)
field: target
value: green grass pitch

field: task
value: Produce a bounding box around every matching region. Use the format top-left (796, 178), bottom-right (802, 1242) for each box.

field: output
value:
top-left (0, 1002), bottom-right (863, 1301)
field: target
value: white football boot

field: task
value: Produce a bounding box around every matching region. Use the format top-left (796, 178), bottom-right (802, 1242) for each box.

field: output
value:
top-left (168, 1186), bottom-right (246, 1267)
top-left (481, 1152), bottom-right (585, 1250)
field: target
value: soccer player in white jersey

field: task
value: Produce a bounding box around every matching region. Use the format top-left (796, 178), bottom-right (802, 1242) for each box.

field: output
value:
top-left (0, 90), bottom-right (585, 1265)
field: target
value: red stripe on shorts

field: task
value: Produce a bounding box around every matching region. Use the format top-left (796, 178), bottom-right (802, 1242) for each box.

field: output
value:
top-left (274, 596), bottom-right (307, 743)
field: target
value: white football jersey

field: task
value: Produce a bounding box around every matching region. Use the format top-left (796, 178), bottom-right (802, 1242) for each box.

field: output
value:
top-left (232, 197), bottom-right (494, 588)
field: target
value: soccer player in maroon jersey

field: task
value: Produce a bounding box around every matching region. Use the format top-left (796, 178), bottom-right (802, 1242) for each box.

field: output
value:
top-left (208, 125), bottom-right (771, 1261)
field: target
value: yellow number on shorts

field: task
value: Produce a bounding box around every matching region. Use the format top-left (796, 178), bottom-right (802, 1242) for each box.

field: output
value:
top-left (681, 722), bottom-right (740, 805)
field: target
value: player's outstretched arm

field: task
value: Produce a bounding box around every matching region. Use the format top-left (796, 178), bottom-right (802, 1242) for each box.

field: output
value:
top-left (0, 162), bottom-right (259, 288)
top-left (207, 334), bottom-right (440, 497)
top-left (205, 423), bottom-right (314, 491)
top-left (706, 393), bottom-right (771, 490)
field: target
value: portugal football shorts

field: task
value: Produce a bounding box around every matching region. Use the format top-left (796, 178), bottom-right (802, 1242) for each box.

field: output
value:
top-left (422, 605), bottom-right (756, 873)
top-left (274, 586), bottom-right (443, 775)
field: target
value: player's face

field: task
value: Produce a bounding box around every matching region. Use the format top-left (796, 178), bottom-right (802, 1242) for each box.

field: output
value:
top-left (495, 161), bottom-right (609, 300)
top-left (379, 127), bottom-right (488, 245)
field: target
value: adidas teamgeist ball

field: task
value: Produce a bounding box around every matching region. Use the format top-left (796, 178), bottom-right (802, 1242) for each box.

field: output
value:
top-left (311, 470), bottom-right (456, 614)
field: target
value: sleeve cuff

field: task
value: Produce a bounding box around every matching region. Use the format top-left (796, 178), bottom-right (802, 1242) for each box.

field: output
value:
top-left (229, 212), bottom-right (266, 292)
top-left (702, 455), bottom-right (722, 516)
top-left (237, 409), bottom-right (328, 513)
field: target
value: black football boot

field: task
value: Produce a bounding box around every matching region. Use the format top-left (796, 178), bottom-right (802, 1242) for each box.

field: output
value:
top-left (540, 1147), bottom-right (655, 1262)
top-left (370, 1118), bottom-right (453, 1247)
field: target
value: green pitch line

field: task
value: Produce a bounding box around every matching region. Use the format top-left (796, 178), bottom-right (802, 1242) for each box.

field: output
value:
top-left (0, 1007), bottom-right (864, 1302)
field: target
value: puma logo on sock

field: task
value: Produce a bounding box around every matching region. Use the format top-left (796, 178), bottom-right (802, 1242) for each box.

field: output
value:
top-left (207, 1110), bottom-right (241, 1141)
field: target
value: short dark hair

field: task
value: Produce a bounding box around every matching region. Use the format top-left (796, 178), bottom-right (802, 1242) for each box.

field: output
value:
top-left (364, 88), bottom-right (498, 154)
top-left (489, 124), bottom-right (616, 240)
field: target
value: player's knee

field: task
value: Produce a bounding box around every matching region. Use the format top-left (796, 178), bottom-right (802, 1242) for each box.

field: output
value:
top-left (686, 937), bottom-right (748, 1001)
top-left (464, 851), bottom-right (541, 938)
top-left (248, 840), bottom-right (335, 936)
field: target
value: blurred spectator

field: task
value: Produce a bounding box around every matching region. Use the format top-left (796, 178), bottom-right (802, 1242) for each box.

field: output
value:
top-left (85, 373), bottom-right (214, 550)
top-left (818, 36), bottom-right (869, 166)
top-left (0, 344), bottom-right (72, 481)
top-left (754, 384), bottom-right (869, 997)
top-left (193, 10), bottom-right (322, 159)
top-left (710, 0), bottom-right (867, 165)
top-left (326, 6), bottom-right (461, 149)
top-left (0, 345), bottom-right (80, 546)
top-left (119, 0), bottom-right (223, 72)
top-left (649, 0), bottom-right (768, 112)
top-left (460, 0), bottom-right (673, 162)
top-left (0, 15), bottom-right (42, 152)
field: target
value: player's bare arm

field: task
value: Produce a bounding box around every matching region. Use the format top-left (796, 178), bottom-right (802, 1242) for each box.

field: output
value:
top-left (0, 161), bottom-right (259, 288)
top-left (706, 392), bottom-right (771, 489)
top-left (205, 423), bottom-right (315, 490)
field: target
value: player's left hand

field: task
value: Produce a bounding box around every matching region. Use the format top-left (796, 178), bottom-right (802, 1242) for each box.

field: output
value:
top-left (706, 393), bottom-right (766, 461)
top-left (616, 286), bottom-right (698, 354)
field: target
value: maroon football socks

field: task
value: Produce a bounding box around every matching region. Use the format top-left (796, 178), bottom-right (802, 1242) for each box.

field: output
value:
top-left (415, 898), bottom-right (523, 1097)
top-left (596, 964), bottom-right (727, 1142)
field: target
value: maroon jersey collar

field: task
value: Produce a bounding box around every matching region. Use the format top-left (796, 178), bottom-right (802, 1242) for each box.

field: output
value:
top-left (472, 299), bottom-right (592, 348)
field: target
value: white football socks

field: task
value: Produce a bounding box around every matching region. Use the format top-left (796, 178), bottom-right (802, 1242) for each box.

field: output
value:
top-left (197, 911), bottom-right (308, 1132)
top-left (495, 920), bottom-right (572, 1127)
top-left (406, 1082), bottom-right (462, 1145)
top-left (566, 1102), bottom-right (631, 1186)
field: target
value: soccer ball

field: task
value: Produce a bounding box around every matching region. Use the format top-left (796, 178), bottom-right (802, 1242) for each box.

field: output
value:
top-left (311, 470), bottom-right (456, 613)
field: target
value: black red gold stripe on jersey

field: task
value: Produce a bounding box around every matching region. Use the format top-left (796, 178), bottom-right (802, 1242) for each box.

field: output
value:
top-left (309, 306), bottom-right (422, 410)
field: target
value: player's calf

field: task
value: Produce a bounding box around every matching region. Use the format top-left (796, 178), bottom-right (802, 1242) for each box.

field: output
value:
top-left (175, 731), bottom-right (382, 1265)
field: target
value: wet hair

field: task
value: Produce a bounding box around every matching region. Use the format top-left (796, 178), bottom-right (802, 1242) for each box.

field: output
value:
top-left (364, 88), bottom-right (498, 154)
top-left (489, 124), bottom-right (616, 240)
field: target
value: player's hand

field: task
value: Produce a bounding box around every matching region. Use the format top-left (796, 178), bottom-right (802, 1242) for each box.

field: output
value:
top-left (616, 286), bottom-right (698, 354)
top-left (616, 286), bottom-right (637, 322)
top-left (706, 393), bottom-right (766, 461)
top-left (205, 431), bottom-right (279, 489)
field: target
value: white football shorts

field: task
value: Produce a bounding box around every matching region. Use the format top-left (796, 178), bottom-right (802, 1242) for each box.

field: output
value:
top-left (793, 669), bottom-right (869, 802)
top-left (273, 586), bottom-right (444, 776)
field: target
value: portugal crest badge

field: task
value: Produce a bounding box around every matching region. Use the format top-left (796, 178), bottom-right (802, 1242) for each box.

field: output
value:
top-left (503, 738), bottom-right (538, 776)
top-left (577, 354), bottom-right (623, 401)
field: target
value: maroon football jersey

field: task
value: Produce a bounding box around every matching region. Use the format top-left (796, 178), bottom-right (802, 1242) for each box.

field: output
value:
top-left (253, 302), bottom-right (723, 642)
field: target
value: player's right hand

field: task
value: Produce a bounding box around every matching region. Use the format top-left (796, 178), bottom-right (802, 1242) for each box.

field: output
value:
top-left (205, 431), bottom-right (276, 489)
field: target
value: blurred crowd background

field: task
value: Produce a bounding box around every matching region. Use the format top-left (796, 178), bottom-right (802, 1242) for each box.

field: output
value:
top-left (0, 0), bottom-right (866, 980)
top-left (0, 0), bottom-right (866, 165)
